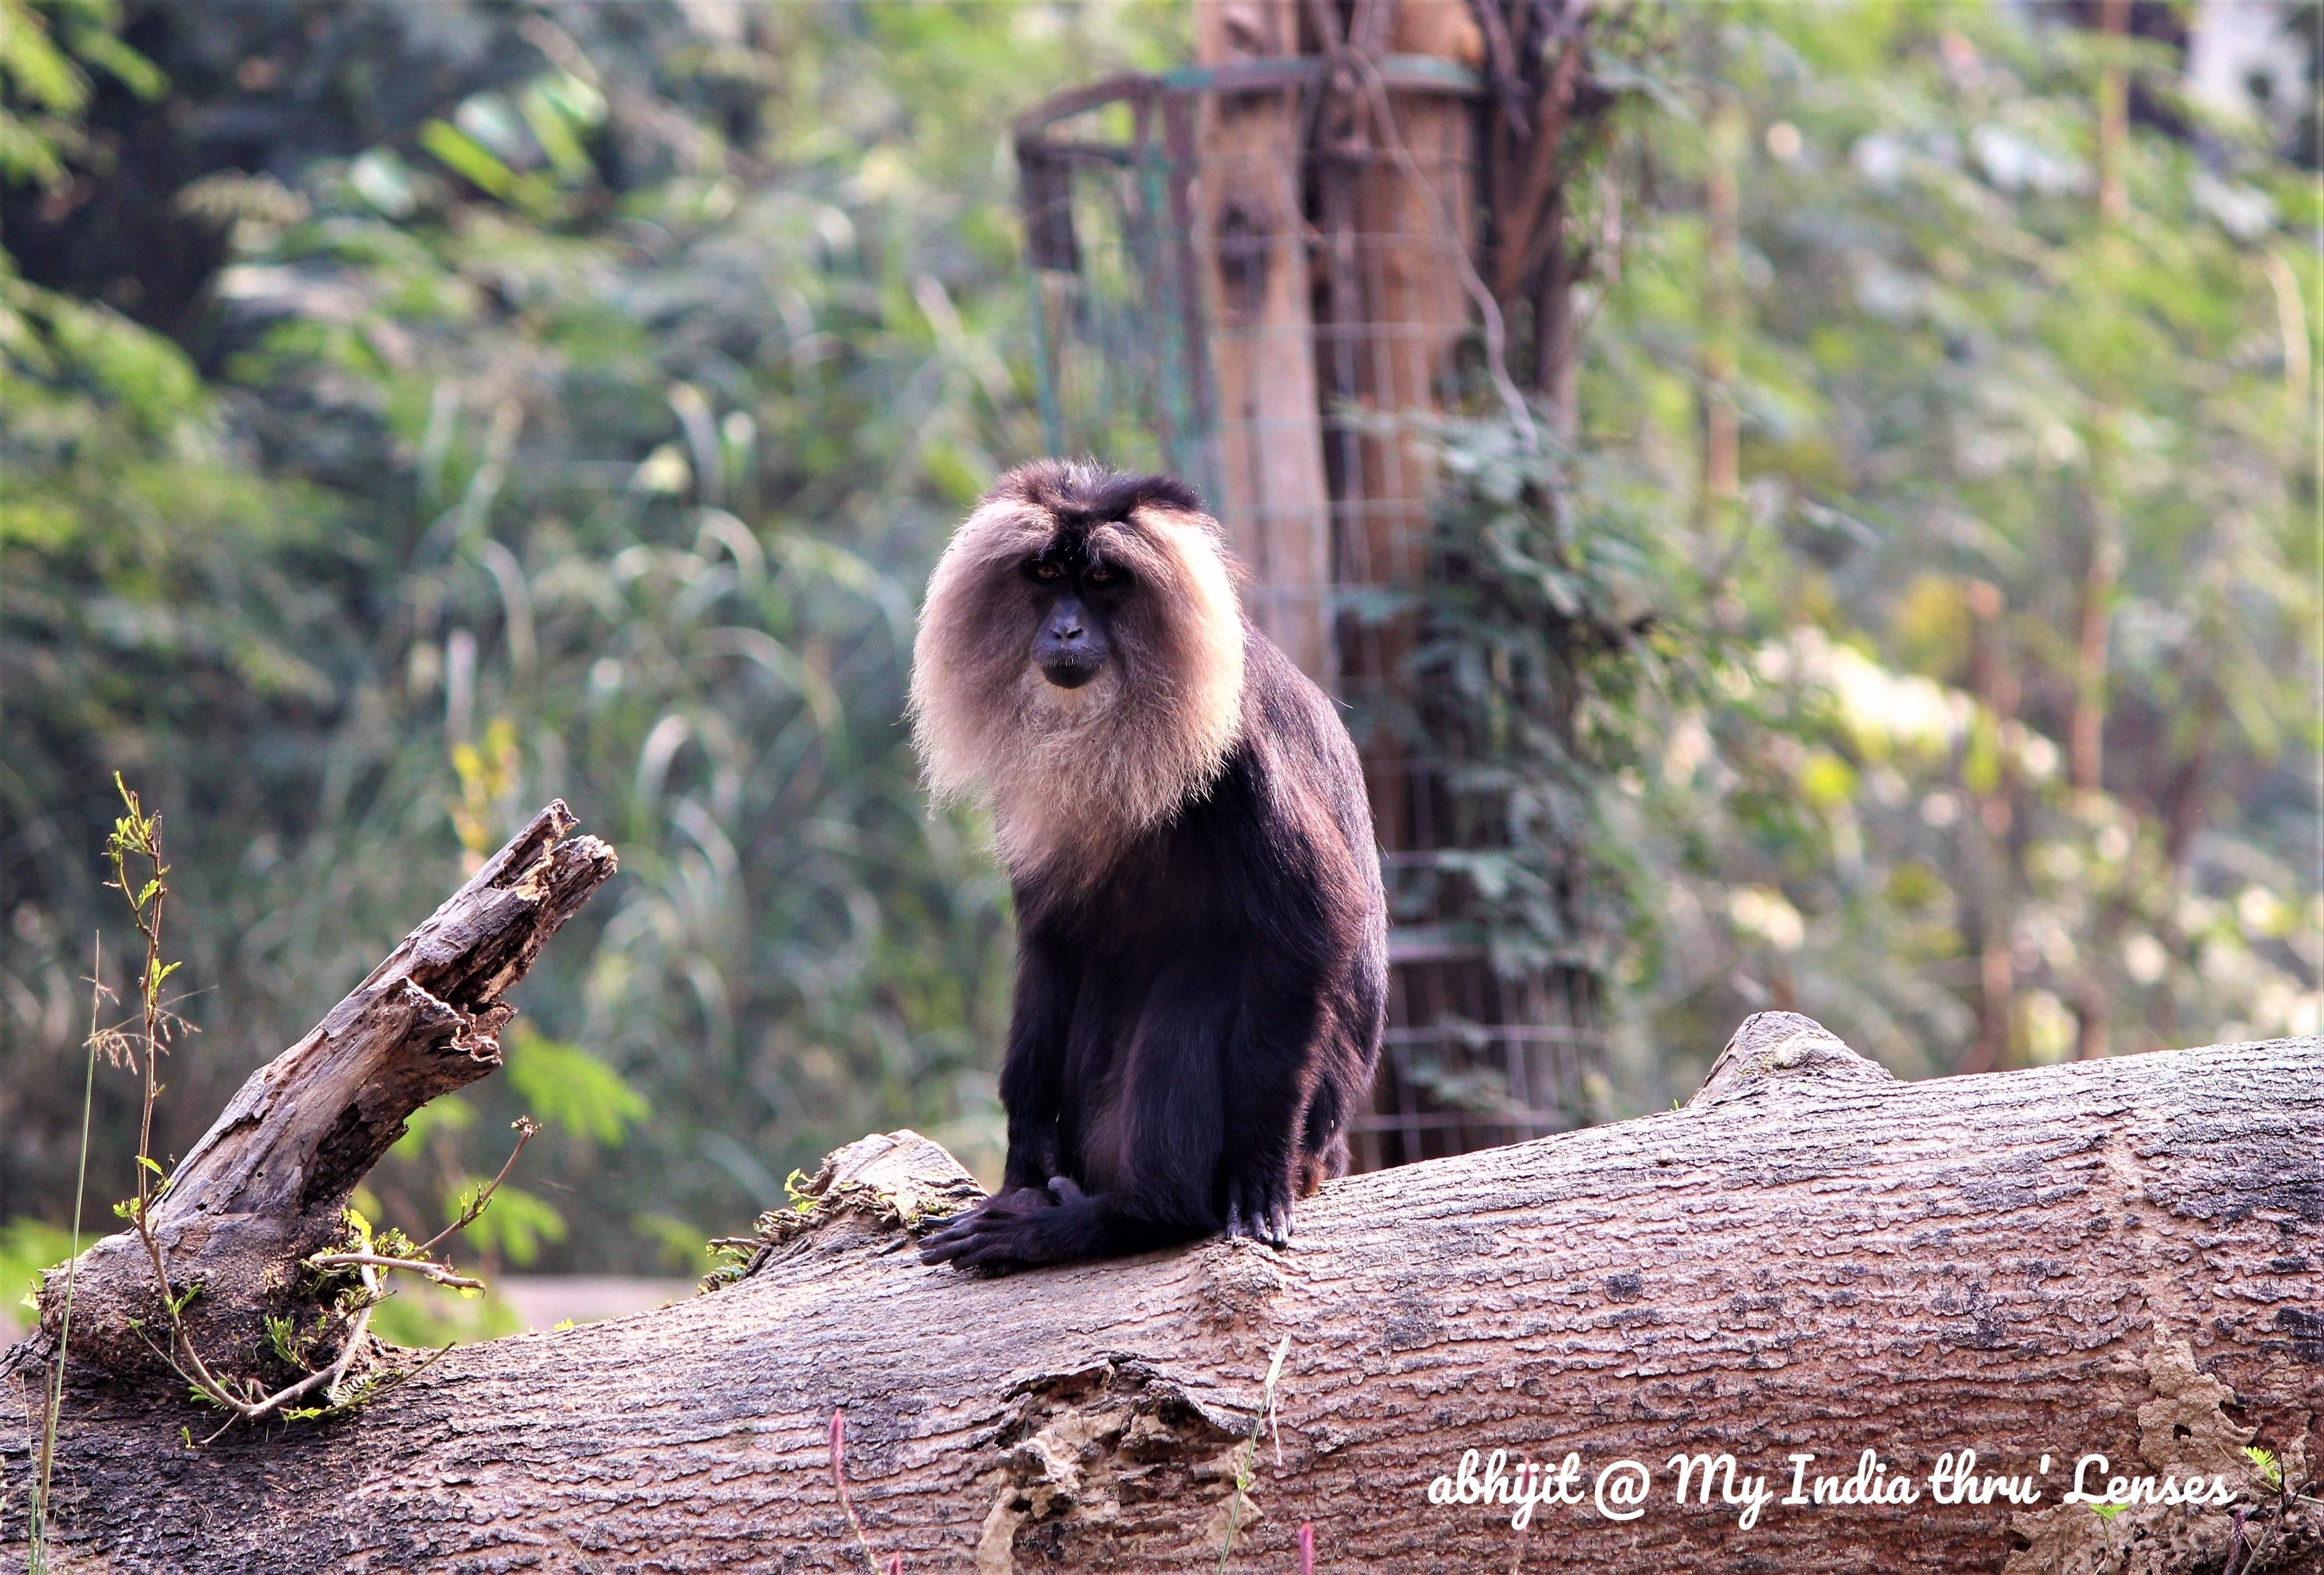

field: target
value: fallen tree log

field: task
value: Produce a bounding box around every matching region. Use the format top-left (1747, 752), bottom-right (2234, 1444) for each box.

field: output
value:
top-left (3, 806), bottom-right (2319, 1572)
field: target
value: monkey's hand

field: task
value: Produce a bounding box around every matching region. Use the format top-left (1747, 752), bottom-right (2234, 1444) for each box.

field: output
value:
top-left (1224, 1171), bottom-right (1292, 1250)
top-left (917, 1180), bottom-right (1067, 1270)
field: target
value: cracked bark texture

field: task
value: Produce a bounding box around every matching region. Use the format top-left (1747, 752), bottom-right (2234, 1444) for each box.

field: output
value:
top-left (6, 1012), bottom-right (2319, 1573)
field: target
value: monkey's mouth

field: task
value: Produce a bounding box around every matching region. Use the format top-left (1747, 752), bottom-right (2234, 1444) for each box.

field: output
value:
top-left (1038, 656), bottom-right (1103, 690)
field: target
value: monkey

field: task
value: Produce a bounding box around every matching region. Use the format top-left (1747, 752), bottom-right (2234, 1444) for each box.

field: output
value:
top-left (910, 460), bottom-right (1387, 1270)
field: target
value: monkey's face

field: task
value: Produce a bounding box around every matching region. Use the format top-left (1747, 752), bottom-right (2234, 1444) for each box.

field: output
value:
top-left (1024, 537), bottom-right (1129, 692)
top-left (912, 463), bottom-right (1249, 867)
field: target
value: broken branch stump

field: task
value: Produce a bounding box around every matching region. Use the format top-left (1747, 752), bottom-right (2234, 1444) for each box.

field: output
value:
top-left (25, 801), bottom-right (616, 1381)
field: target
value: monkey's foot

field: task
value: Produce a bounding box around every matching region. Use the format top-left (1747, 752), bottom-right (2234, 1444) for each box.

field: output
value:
top-left (1224, 1179), bottom-right (1291, 1250)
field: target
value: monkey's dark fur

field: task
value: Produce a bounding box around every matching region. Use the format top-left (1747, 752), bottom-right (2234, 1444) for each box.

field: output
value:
top-left (912, 461), bottom-right (1387, 1269)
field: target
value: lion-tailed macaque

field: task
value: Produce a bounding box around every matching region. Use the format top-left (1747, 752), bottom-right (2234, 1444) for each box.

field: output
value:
top-left (911, 461), bottom-right (1386, 1269)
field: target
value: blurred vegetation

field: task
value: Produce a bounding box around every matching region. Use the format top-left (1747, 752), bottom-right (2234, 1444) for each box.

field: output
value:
top-left (2, 0), bottom-right (1181, 1282)
top-left (1422, 1), bottom-right (2317, 1107)
top-left (0, 0), bottom-right (2312, 1285)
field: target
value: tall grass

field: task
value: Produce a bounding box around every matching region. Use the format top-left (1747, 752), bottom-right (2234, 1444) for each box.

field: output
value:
top-left (27, 937), bottom-right (104, 1573)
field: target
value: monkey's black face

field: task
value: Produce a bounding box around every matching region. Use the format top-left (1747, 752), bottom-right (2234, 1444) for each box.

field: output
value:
top-left (1024, 539), bottom-right (1129, 691)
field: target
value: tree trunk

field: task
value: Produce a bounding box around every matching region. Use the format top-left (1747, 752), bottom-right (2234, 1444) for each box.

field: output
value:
top-left (1194, 0), bottom-right (1336, 684)
top-left (8, 982), bottom-right (2319, 1570)
top-left (1334, 0), bottom-right (1479, 855)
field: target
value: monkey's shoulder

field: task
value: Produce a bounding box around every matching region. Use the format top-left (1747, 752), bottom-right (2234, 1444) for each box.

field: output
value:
top-left (1231, 629), bottom-right (1378, 874)
top-left (1235, 629), bottom-right (1363, 775)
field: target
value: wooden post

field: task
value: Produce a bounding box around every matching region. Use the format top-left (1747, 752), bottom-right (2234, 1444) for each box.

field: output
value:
top-left (1010, 5), bottom-right (1640, 1162)
top-left (1193, 0), bottom-right (1336, 683)
top-left (1330, 0), bottom-right (1482, 843)
top-left (1323, 0), bottom-right (1575, 1168)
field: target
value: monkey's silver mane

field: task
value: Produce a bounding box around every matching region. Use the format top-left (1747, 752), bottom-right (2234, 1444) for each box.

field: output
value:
top-left (908, 466), bottom-right (1247, 878)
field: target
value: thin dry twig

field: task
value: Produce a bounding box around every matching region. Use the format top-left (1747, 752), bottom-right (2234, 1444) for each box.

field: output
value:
top-left (412, 1116), bottom-right (540, 1257)
top-left (319, 1261), bottom-right (384, 1407)
top-left (302, 1253), bottom-right (486, 1291)
top-left (1215, 1335), bottom-right (1295, 1574)
top-left (29, 940), bottom-right (110, 1569)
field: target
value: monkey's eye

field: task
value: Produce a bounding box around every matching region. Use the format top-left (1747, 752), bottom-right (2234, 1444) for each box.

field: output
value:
top-left (1086, 565), bottom-right (1117, 586)
top-left (1032, 561), bottom-right (1063, 581)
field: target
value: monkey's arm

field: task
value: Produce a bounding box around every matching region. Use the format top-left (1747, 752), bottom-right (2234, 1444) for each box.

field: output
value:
top-left (921, 952), bottom-right (1229, 1270)
top-left (1216, 942), bottom-right (1334, 1249)
top-left (996, 928), bottom-right (1075, 1193)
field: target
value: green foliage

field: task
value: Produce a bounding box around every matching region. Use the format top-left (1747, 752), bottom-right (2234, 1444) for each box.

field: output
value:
top-left (0, 0), bottom-right (162, 189)
top-left (366, 1281), bottom-right (523, 1349)
top-left (0, 1217), bottom-right (70, 1319)
top-left (1, 0), bottom-right (1178, 1268)
top-left (1408, 416), bottom-right (1719, 987)
top-left (447, 1181), bottom-right (564, 1268)
top-left (1546, 3), bottom-right (2316, 1100)
top-left (389, 1094), bottom-right (475, 1157)
top-left (502, 1024), bottom-right (647, 1148)
top-left (699, 1239), bottom-right (757, 1295)
top-left (630, 1211), bottom-right (716, 1275)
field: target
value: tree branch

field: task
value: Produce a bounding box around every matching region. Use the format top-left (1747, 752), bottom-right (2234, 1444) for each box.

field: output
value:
top-left (29, 802), bottom-right (615, 1382)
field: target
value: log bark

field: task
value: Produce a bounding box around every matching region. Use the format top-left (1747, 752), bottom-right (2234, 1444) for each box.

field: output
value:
top-left (7, 1000), bottom-right (2319, 1572)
